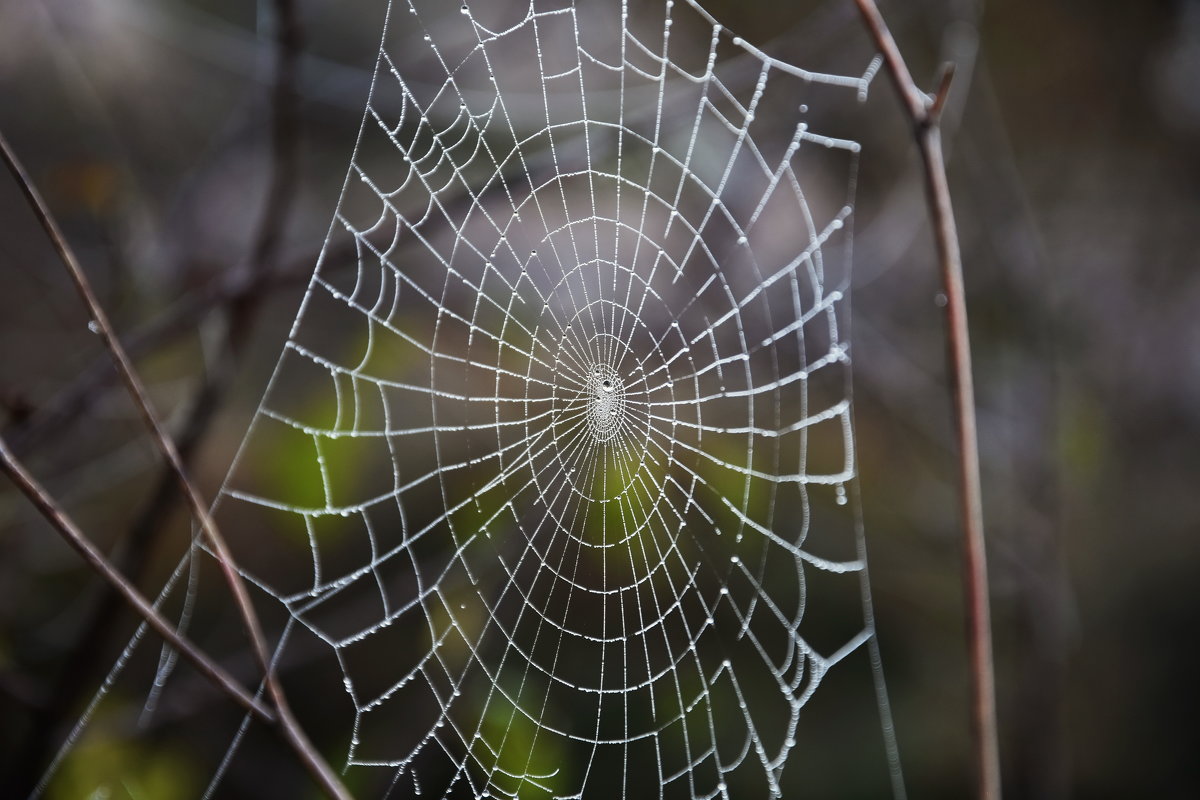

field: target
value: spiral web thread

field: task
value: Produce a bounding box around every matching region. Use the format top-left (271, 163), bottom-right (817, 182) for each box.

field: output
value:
top-left (44, 1), bottom-right (905, 798)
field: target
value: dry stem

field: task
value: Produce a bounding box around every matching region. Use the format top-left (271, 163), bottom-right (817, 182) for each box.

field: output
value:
top-left (0, 437), bottom-right (275, 724)
top-left (852, 2), bottom-right (1002, 799)
top-left (0, 127), bottom-right (352, 799)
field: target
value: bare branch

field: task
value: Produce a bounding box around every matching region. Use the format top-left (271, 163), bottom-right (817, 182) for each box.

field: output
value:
top-left (248, 0), bottom-right (303, 284)
top-left (854, 0), bottom-right (929, 122)
top-left (0, 128), bottom-right (353, 800)
top-left (2, 4), bottom-right (310, 790)
top-left (0, 128), bottom-right (270, 689)
top-left (0, 242), bottom-right (348, 456)
top-left (0, 436), bottom-right (274, 725)
top-left (852, 3), bottom-right (1002, 800)
top-left (929, 62), bottom-right (957, 124)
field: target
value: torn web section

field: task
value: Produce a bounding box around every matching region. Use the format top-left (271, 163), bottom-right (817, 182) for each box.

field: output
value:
top-left (205, 1), bottom-right (895, 798)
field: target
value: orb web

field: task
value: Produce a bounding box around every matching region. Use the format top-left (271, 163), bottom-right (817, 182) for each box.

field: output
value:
top-left (41, 1), bottom-right (905, 798)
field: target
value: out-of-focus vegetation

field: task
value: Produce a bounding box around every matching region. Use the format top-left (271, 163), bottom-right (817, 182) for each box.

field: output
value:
top-left (1, 0), bottom-right (1197, 798)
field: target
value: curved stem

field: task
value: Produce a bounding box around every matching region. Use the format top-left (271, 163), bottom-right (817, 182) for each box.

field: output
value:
top-left (0, 437), bottom-right (275, 726)
top-left (852, 2), bottom-right (1002, 799)
top-left (0, 129), bottom-right (352, 800)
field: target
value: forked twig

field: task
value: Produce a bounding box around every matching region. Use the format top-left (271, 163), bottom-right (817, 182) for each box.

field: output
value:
top-left (852, 2), bottom-right (1002, 799)
top-left (0, 437), bottom-right (275, 725)
top-left (0, 131), bottom-right (352, 799)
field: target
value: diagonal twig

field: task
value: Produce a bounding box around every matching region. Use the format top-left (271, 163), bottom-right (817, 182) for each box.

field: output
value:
top-left (0, 129), bottom-right (352, 799)
top-left (0, 241), bottom-right (350, 456)
top-left (852, 2), bottom-right (1002, 800)
top-left (0, 436), bottom-right (275, 725)
top-left (8, 4), bottom-right (311, 788)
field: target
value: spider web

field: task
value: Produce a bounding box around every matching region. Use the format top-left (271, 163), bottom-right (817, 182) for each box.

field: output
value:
top-left (44, 1), bottom-right (904, 798)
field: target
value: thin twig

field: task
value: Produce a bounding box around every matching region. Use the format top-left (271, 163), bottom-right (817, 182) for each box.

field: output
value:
top-left (0, 131), bottom-right (352, 800)
top-left (1, 243), bottom-right (348, 456)
top-left (87, 0), bottom-right (306, 680)
top-left (247, 0), bottom-right (303, 286)
top-left (928, 62), bottom-right (957, 123)
top-left (3, 77), bottom-right (567, 460)
top-left (852, 2), bottom-right (1002, 800)
top-left (12, 3), bottom-right (307, 770)
top-left (0, 436), bottom-right (274, 725)
top-left (8, 349), bottom-right (239, 797)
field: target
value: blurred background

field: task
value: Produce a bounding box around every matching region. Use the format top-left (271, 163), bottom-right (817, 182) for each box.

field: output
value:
top-left (1, 0), bottom-right (1198, 798)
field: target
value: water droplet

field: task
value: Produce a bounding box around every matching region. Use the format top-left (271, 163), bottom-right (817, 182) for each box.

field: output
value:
top-left (835, 484), bottom-right (848, 505)
top-left (87, 320), bottom-right (100, 334)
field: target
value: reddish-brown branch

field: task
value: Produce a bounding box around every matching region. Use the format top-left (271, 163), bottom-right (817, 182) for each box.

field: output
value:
top-left (852, 2), bottom-right (1002, 799)
top-left (0, 436), bottom-right (276, 724)
top-left (0, 128), bottom-right (352, 799)
top-left (9, 8), bottom-right (312, 787)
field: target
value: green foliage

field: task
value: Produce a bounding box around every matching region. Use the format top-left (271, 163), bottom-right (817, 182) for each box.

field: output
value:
top-left (471, 674), bottom-right (571, 800)
top-left (48, 711), bottom-right (198, 800)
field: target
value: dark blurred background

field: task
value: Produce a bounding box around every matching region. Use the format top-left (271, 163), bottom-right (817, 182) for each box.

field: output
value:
top-left (1, 0), bottom-right (1198, 798)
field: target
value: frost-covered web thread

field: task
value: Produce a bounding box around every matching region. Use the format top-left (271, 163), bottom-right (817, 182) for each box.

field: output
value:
top-left (46, 1), bottom-right (904, 798)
